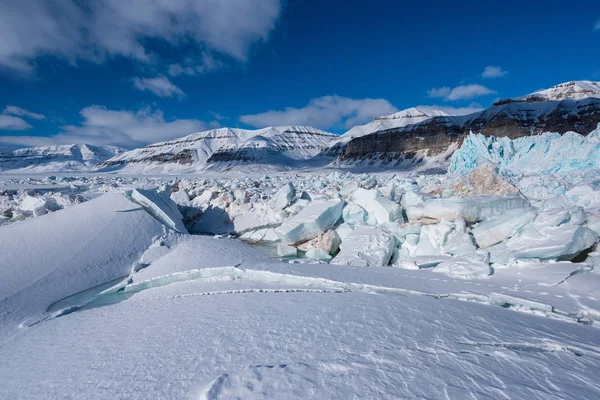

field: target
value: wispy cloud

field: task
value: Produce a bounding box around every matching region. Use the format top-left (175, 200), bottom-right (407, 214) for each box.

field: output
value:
top-left (168, 53), bottom-right (224, 76)
top-left (482, 66), bottom-right (509, 79)
top-left (3, 105), bottom-right (46, 120)
top-left (0, 106), bottom-right (217, 148)
top-left (0, 105), bottom-right (45, 130)
top-left (240, 95), bottom-right (398, 130)
top-left (595, 20), bottom-right (600, 30)
top-left (427, 84), bottom-right (496, 101)
top-left (0, 0), bottom-right (282, 74)
top-left (132, 76), bottom-right (185, 98)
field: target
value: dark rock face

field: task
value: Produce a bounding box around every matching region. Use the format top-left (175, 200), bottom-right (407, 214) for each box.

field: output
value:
top-left (334, 98), bottom-right (600, 165)
top-left (102, 149), bottom-right (195, 167)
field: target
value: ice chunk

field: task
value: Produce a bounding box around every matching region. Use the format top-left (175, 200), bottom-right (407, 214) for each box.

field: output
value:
top-left (506, 224), bottom-right (598, 260)
top-left (299, 230), bottom-right (341, 256)
top-left (170, 190), bottom-right (190, 205)
top-left (331, 226), bottom-right (396, 267)
top-left (342, 202), bottom-right (367, 224)
top-left (19, 195), bottom-right (46, 212)
top-left (335, 222), bottom-right (355, 241)
top-left (443, 218), bottom-right (477, 256)
top-left (275, 199), bottom-right (344, 245)
top-left (587, 215), bottom-right (600, 236)
top-left (406, 195), bottom-right (529, 223)
top-left (471, 207), bottom-right (537, 248)
top-left (433, 250), bottom-right (491, 279)
top-left (285, 199), bottom-right (310, 216)
top-left (305, 248), bottom-right (333, 262)
top-left (269, 183), bottom-right (296, 211)
top-left (414, 220), bottom-right (454, 256)
top-left (352, 189), bottom-right (402, 225)
top-left (131, 189), bottom-right (188, 233)
top-left (467, 162), bottom-right (519, 196)
top-left (277, 243), bottom-right (298, 258)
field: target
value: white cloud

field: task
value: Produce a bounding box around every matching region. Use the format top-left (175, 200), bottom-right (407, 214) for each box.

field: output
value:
top-left (240, 95), bottom-right (398, 130)
top-left (0, 105), bottom-right (45, 130)
top-left (0, 106), bottom-right (216, 148)
top-left (427, 84), bottom-right (496, 101)
top-left (3, 105), bottom-right (46, 120)
top-left (0, 0), bottom-right (282, 73)
top-left (0, 115), bottom-right (33, 131)
top-left (482, 66), bottom-right (509, 79)
top-left (132, 75), bottom-right (185, 98)
top-left (168, 53), bottom-right (224, 76)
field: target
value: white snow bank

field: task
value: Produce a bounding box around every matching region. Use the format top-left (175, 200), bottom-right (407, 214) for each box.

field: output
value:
top-left (0, 193), bottom-right (165, 336)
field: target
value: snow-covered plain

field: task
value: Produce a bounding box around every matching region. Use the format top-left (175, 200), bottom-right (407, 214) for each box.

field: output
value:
top-left (1, 126), bottom-right (600, 399)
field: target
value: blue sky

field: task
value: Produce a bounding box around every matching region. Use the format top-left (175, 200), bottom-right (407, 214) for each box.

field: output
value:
top-left (0, 0), bottom-right (599, 150)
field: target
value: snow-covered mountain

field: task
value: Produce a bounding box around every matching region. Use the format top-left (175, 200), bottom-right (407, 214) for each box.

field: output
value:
top-left (100, 126), bottom-right (336, 173)
top-left (0, 144), bottom-right (124, 173)
top-left (504, 80), bottom-right (600, 103)
top-left (343, 107), bottom-right (461, 140)
top-left (327, 81), bottom-right (600, 167)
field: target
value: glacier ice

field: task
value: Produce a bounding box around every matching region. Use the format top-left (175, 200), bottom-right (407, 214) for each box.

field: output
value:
top-left (449, 125), bottom-right (600, 176)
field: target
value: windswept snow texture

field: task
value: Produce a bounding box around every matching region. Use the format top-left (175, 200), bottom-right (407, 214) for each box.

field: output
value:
top-left (1, 234), bottom-right (600, 399)
top-left (0, 144), bottom-right (124, 172)
top-left (449, 124), bottom-right (600, 176)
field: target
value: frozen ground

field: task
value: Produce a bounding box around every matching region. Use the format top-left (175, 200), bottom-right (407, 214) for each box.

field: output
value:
top-left (1, 129), bottom-right (600, 399)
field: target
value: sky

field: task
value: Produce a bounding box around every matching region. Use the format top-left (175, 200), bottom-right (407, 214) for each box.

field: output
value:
top-left (0, 0), bottom-right (599, 150)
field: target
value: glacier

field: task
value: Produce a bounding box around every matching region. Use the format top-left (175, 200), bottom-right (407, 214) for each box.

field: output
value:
top-left (449, 124), bottom-right (600, 176)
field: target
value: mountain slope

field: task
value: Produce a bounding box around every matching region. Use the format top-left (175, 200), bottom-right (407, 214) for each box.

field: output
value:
top-left (100, 126), bottom-right (336, 173)
top-left (0, 144), bottom-right (124, 173)
top-left (328, 81), bottom-right (600, 168)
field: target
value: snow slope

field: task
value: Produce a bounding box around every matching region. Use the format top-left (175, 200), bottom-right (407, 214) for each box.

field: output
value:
top-left (0, 193), bottom-right (165, 340)
top-left (1, 233), bottom-right (600, 399)
top-left (0, 144), bottom-right (124, 173)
